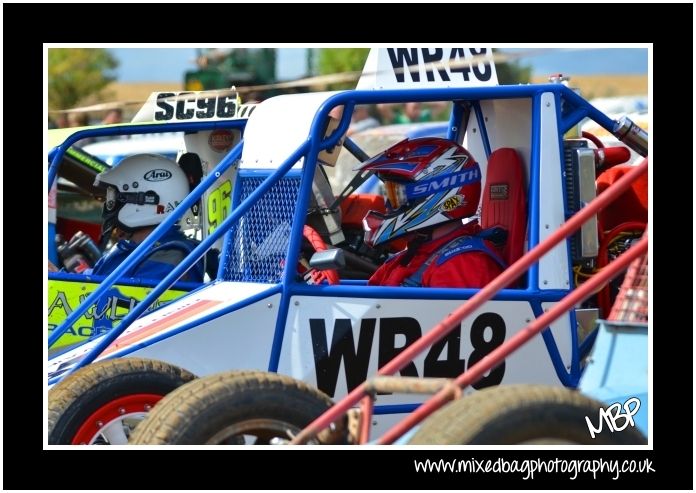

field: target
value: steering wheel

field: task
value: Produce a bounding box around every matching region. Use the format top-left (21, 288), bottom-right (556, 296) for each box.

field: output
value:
top-left (299, 225), bottom-right (340, 285)
top-left (582, 131), bottom-right (631, 172)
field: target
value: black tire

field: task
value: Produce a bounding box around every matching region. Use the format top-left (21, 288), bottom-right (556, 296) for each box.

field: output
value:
top-left (130, 371), bottom-right (338, 445)
top-left (48, 358), bottom-right (196, 444)
top-left (409, 384), bottom-right (647, 445)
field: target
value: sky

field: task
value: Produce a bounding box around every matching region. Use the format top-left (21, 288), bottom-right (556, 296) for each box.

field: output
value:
top-left (109, 47), bottom-right (649, 83)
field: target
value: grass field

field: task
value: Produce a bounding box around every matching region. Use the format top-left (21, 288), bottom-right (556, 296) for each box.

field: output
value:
top-left (104, 82), bottom-right (184, 103)
top-left (92, 75), bottom-right (647, 120)
top-left (109, 75), bottom-right (647, 100)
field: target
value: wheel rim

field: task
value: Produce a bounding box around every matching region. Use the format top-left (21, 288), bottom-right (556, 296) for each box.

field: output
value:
top-left (72, 394), bottom-right (163, 445)
top-left (206, 418), bottom-right (316, 445)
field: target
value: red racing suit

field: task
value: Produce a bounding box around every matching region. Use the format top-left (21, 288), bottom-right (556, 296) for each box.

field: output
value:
top-left (368, 222), bottom-right (505, 288)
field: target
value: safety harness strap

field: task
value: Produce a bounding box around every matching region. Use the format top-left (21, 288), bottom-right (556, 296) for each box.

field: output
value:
top-left (401, 227), bottom-right (507, 287)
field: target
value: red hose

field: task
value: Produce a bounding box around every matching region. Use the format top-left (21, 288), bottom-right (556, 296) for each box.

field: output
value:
top-left (582, 130), bottom-right (604, 148)
top-left (302, 225), bottom-right (340, 285)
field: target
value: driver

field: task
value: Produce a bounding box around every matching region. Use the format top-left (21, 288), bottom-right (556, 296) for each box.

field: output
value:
top-left (359, 137), bottom-right (505, 288)
top-left (78, 153), bottom-right (204, 282)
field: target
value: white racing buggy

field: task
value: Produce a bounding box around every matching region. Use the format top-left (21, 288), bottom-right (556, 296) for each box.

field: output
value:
top-left (46, 48), bottom-right (648, 445)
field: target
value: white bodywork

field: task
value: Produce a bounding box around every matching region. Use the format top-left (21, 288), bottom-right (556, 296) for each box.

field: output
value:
top-left (240, 91), bottom-right (341, 170)
top-left (357, 47), bottom-right (498, 90)
top-left (538, 92), bottom-right (571, 289)
top-left (50, 281), bottom-right (571, 402)
top-left (48, 282), bottom-right (279, 378)
top-left (278, 296), bottom-right (569, 400)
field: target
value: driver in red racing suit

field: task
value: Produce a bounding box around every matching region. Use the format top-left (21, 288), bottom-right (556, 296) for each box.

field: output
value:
top-left (359, 137), bottom-right (504, 288)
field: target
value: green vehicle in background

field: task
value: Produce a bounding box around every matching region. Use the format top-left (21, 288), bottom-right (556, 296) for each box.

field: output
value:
top-left (184, 48), bottom-right (317, 97)
top-left (184, 48), bottom-right (277, 93)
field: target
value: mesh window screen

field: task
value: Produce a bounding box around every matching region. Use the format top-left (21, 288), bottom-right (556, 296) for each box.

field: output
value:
top-left (221, 176), bottom-right (302, 283)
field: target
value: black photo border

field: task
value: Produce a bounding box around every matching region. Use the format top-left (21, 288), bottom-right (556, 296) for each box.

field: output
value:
top-left (6, 2), bottom-right (689, 490)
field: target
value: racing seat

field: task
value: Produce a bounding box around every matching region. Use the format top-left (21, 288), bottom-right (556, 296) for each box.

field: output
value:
top-left (480, 148), bottom-right (527, 284)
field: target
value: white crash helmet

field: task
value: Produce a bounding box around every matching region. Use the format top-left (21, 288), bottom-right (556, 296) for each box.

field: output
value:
top-left (94, 153), bottom-right (189, 238)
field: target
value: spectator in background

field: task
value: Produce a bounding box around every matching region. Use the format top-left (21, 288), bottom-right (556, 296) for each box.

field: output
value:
top-left (97, 108), bottom-right (129, 142)
top-left (53, 113), bottom-right (69, 129)
top-left (102, 108), bottom-right (123, 125)
top-left (377, 102), bottom-right (450, 124)
top-left (68, 112), bottom-right (90, 128)
top-left (244, 91), bottom-right (262, 104)
top-left (400, 102), bottom-right (430, 123)
top-left (347, 105), bottom-right (380, 136)
top-left (68, 112), bottom-right (96, 145)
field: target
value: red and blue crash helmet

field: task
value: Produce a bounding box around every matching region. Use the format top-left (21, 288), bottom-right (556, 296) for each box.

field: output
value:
top-left (356, 137), bottom-right (481, 247)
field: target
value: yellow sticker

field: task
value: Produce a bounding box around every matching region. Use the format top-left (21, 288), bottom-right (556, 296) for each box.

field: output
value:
top-left (48, 279), bottom-right (189, 350)
top-left (442, 195), bottom-right (464, 212)
top-left (207, 180), bottom-right (232, 234)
